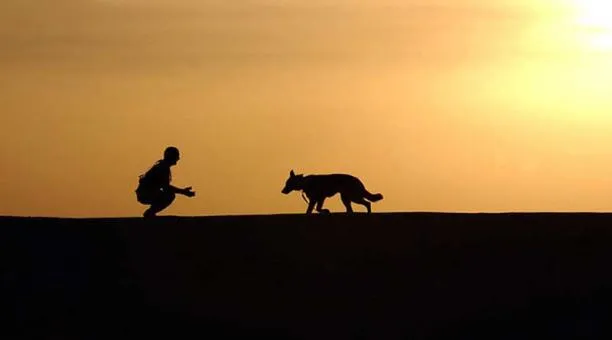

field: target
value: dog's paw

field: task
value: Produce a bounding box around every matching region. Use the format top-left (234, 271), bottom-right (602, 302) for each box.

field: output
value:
top-left (319, 209), bottom-right (331, 214)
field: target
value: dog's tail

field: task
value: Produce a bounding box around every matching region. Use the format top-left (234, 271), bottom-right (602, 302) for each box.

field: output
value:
top-left (364, 190), bottom-right (384, 202)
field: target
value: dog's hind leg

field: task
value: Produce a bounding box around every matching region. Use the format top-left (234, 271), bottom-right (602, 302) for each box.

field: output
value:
top-left (353, 197), bottom-right (371, 213)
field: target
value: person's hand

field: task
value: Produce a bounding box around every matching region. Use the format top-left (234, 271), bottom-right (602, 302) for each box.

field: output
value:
top-left (183, 187), bottom-right (196, 197)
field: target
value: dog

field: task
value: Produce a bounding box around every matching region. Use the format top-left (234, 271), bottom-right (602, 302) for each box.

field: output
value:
top-left (282, 170), bottom-right (383, 214)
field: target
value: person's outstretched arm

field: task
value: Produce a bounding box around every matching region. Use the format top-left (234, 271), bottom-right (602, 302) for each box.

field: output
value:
top-left (169, 185), bottom-right (196, 197)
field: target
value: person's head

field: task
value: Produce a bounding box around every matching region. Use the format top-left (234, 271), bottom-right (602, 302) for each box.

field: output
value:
top-left (163, 146), bottom-right (180, 166)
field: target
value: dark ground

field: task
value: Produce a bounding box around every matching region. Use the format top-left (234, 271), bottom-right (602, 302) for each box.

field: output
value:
top-left (2, 213), bottom-right (612, 339)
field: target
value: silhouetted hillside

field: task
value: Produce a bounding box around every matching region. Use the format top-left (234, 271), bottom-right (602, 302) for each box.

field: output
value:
top-left (3, 213), bottom-right (612, 339)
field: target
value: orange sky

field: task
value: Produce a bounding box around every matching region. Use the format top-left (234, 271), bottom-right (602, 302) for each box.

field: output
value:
top-left (1, 0), bottom-right (612, 217)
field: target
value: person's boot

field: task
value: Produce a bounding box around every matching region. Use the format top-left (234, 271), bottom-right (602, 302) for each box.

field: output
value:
top-left (143, 208), bottom-right (156, 218)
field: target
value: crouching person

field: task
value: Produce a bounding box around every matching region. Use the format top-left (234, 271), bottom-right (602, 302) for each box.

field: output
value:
top-left (135, 146), bottom-right (195, 217)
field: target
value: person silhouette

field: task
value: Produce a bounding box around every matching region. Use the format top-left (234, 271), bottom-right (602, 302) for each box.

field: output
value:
top-left (135, 146), bottom-right (195, 217)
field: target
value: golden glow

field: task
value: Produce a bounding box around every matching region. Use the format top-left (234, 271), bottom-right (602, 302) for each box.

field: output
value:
top-left (1, 1), bottom-right (612, 217)
top-left (574, 0), bottom-right (612, 29)
top-left (572, 0), bottom-right (612, 50)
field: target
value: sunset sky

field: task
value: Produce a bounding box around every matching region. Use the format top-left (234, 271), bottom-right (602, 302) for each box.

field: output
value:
top-left (1, 0), bottom-right (612, 217)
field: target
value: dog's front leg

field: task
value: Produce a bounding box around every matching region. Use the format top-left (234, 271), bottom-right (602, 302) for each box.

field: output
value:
top-left (306, 200), bottom-right (316, 214)
top-left (316, 198), bottom-right (330, 214)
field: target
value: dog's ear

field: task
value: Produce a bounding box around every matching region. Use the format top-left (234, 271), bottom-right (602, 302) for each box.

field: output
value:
top-left (290, 170), bottom-right (295, 177)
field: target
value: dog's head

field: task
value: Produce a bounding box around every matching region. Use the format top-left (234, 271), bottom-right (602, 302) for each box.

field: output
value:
top-left (282, 170), bottom-right (304, 194)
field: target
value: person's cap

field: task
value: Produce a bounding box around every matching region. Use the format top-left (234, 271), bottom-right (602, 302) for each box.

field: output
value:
top-left (164, 146), bottom-right (180, 159)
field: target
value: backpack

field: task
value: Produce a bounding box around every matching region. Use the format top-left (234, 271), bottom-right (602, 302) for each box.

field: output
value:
top-left (136, 161), bottom-right (162, 192)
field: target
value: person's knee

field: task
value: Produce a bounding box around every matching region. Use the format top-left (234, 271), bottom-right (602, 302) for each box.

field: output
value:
top-left (165, 192), bottom-right (176, 204)
top-left (152, 191), bottom-right (175, 207)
